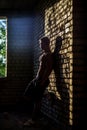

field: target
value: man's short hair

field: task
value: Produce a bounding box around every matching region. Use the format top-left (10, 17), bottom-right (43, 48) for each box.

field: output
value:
top-left (40, 36), bottom-right (50, 45)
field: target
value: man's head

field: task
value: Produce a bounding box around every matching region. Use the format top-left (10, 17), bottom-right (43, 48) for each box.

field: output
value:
top-left (39, 36), bottom-right (50, 51)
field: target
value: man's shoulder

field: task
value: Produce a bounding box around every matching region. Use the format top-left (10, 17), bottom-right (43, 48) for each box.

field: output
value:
top-left (40, 52), bottom-right (53, 61)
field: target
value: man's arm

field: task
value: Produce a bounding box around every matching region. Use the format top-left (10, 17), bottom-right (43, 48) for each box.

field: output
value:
top-left (36, 54), bottom-right (53, 86)
top-left (36, 54), bottom-right (45, 80)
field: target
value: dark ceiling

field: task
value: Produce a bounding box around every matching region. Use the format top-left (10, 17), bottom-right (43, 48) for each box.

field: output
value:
top-left (0, 0), bottom-right (41, 11)
top-left (0, 0), bottom-right (57, 14)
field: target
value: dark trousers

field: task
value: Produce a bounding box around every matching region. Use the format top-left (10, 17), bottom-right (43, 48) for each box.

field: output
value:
top-left (24, 78), bottom-right (50, 121)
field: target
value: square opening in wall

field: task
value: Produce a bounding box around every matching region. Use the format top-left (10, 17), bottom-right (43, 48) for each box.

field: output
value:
top-left (0, 17), bottom-right (7, 78)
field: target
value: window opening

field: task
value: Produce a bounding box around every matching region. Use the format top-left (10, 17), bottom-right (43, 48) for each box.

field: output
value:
top-left (0, 17), bottom-right (7, 77)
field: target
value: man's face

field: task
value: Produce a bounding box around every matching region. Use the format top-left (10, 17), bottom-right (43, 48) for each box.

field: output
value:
top-left (39, 40), bottom-right (44, 49)
top-left (39, 40), bottom-right (49, 51)
top-left (39, 40), bottom-right (42, 48)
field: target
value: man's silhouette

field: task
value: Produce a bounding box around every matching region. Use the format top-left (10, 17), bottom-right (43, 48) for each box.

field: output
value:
top-left (24, 36), bottom-right (53, 126)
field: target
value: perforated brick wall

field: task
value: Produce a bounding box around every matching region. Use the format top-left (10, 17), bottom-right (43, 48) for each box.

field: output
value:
top-left (33, 0), bottom-right (73, 128)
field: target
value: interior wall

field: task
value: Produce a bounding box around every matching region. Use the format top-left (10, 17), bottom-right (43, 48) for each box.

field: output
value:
top-left (0, 12), bottom-right (34, 107)
top-left (73, 0), bottom-right (86, 129)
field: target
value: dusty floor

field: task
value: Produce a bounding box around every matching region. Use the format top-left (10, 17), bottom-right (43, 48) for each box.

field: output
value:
top-left (0, 111), bottom-right (59, 130)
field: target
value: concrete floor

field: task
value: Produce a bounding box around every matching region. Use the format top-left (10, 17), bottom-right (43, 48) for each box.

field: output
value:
top-left (0, 111), bottom-right (59, 130)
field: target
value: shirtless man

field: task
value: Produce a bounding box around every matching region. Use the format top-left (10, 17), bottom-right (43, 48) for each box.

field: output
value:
top-left (24, 36), bottom-right (53, 126)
